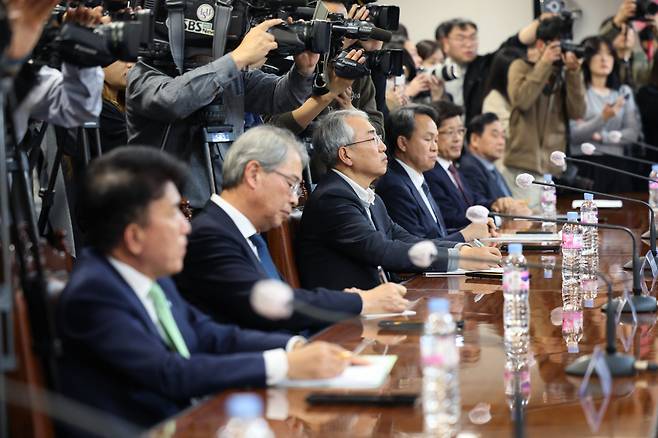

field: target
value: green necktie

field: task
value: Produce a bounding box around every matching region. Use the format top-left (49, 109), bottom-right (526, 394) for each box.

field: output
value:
top-left (148, 283), bottom-right (190, 359)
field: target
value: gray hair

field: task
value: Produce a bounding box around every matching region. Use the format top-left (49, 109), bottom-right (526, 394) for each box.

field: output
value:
top-left (312, 109), bottom-right (370, 168)
top-left (222, 125), bottom-right (309, 189)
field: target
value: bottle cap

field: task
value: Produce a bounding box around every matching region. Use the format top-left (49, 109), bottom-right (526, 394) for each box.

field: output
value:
top-left (226, 393), bottom-right (263, 419)
top-left (652, 164), bottom-right (658, 172)
top-left (508, 243), bottom-right (523, 255)
top-left (567, 342), bottom-right (579, 354)
top-left (428, 298), bottom-right (449, 314)
top-left (584, 193), bottom-right (594, 201)
top-left (583, 298), bottom-right (594, 308)
top-left (566, 211), bottom-right (579, 221)
top-left (543, 173), bottom-right (553, 183)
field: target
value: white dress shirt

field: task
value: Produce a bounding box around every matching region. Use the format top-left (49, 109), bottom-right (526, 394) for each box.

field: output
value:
top-left (437, 157), bottom-right (459, 188)
top-left (107, 255), bottom-right (303, 385)
top-left (396, 158), bottom-right (438, 222)
top-left (332, 169), bottom-right (376, 226)
top-left (211, 194), bottom-right (259, 259)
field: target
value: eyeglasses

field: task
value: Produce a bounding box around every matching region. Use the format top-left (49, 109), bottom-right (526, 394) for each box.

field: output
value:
top-left (449, 34), bottom-right (477, 44)
top-left (438, 128), bottom-right (466, 138)
top-left (344, 132), bottom-right (383, 148)
top-left (271, 170), bottom-right (303, 198)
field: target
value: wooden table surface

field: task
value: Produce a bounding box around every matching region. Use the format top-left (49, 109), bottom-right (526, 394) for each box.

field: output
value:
top-left (148, 197), bottom-right (658, 438)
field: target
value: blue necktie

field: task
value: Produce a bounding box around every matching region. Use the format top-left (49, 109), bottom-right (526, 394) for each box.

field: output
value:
top-left (422, 181), bottom-right (447, 238)
top-left (490, 167), bottom-right (512, 197)
top-left (249, 233), bottom-right (281, 280)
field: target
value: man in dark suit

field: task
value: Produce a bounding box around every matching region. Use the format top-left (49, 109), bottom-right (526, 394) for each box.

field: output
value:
top-left (460, 113), bottom-right (533, 211)
top-left (297, 109), bottom-right (502, 291)
top-left (425, 101), bottom-right (529, 229)
top-left (176, 126), bottom-right (408, 333)
top-left (377, 104), bottom-right (495, 241)
top-left (57, 147), bottom-right (357, 432)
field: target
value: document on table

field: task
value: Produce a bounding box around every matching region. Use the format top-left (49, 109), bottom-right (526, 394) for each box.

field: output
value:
top-left (424, 268), bottom-right (504, 277)
top-left (276, 355), bottom-right (398, 389)
top-left (572, 199), bottom-right (622, 209)
top-left (480, 233), bottom-right (561, 244)
top-left (361, 299), bottom-right (420, 320)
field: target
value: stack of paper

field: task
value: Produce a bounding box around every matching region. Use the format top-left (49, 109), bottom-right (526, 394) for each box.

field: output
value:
top-left (276, 355), bottom-right (398, 389)
top-left (424, 267), bottom-right (504, 277)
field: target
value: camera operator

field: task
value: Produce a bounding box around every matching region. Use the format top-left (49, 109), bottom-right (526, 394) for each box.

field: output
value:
top-left (268, 2), bottom-right (383, 138)
top-left (14, 5), bottom-right (105, 142)
top-left (599, 0), bottom-right (655, 90)
top-left (126, 15), bottom-right (320, 209)
top-left (436, 13), bottom-right (554, 124)
top-left (502, 16), bottom-right (586, 209)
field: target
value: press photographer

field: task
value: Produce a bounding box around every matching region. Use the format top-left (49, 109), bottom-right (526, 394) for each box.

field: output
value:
top-left (502, 15), bottom-right (586, 209)
top-left (126, 0), bottom-right (323, 209)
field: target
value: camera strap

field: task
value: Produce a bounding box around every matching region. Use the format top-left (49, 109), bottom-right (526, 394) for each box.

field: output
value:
top-left (166, 0), bottom-right (186, 75)
top-left (212, 1), bottom-right (233, 60)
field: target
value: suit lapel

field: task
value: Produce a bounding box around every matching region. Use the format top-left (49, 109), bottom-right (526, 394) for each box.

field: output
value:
top-left (329, 171), bottom-right (377, 228)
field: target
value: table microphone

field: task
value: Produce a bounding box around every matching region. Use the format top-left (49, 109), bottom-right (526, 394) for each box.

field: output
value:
top-left (550, 151), bottom-right (658, 184)
top-left (484, 209), bottom-right (657, 314)
top-left (515, 173), bottom-right (657, 261)
top-left (581, 142), bottom-right (656, 166)
top-left (407, 239), bottom-right (637, 377)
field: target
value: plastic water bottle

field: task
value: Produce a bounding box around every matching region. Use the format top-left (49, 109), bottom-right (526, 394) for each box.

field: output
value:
top-left (504, 354), bottom-right (531, 412)
top-left (561, 211), bottom-right (583, 285)
top-left (503, 244), bottom-right (530, 357)
top-left (541, 174), bottom-right (557, 232)
top-left (561, 303), bottom-right (583, 354)
top-left (561, 211), bottom-right (583, 353)
top-left (420, 298), bottom-right (460, 434)
top-left (650, 164), bottom-right (658, 226)
top-left (219, 394), bottom-right (274, 438)
top-left (580, 193), bottom-right (599, 308)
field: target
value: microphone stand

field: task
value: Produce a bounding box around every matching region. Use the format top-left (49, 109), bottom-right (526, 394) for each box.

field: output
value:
top-left (585, 149), bottom-right (657, 166)
top-left (562, 155), bottom-right (658, 184)
top-left (529, 179), bottom-right (657, 268)
top-left (490, 212), bottom-right (657, 313)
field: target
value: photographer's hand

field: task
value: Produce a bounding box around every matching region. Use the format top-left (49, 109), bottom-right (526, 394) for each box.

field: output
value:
top-left (5, 0), bottom-right (58, 61)
top-left (613, 0), bottom-right (636, 27)
top-left (293, 51), bottom-right (320, 77)
top-left (562, 51), bottom-right (582, 71)
top-left (539, 40), bottom-right (562, 66)
top-left (328, 49), bottom-right (363, 96)
top-left (231, 19), bottom-right (283, 70)
top-left (63, 5), bottom-right (104, 27)
top-left (342, 5), bottom-right (369, 49)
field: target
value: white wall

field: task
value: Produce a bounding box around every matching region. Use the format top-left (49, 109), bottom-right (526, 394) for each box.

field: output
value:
top-left (395, 0), bottom-right (622, 53)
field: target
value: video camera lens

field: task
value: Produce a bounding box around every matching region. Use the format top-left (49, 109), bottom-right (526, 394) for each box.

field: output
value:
top-left (365, 48), bottom-right (403, 77)
top-left (365, 4), bottom-right (399, 31)
top-left (560, 40), bottom-right (585, 58)
top-left (269, 20), bottom-right (332, 56)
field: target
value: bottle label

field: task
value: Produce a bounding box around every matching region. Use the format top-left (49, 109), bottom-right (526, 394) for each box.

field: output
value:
top-left (562, 310), bottom-right (583, 332)
top-left (420, 336), bottom-right (459, 368)
top-left (581, 278), bottom-right (598, 292)
top-left (562, 232), bottom-right (583, 249)
top-left (541, 191), bottom-right (556, 203)
top-left (650, 182), bottom-right (658, 190)
top-left (503, 269), bottom-right (529, 292)
top-left (581, 212), bottom-right (598, 224)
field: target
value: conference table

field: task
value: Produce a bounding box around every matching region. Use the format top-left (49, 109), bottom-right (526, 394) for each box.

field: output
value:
top-left (148, 198), bottom-right (658, 437)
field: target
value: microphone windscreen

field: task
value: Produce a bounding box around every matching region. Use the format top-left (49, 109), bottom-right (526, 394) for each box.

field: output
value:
top-left (608, 130), bottom-right (622, 143)
top-left (515, 173), bottom-right (534, 188)
top-left (251, 279), bottom-right (294, 320)
top-left (465, 205), bottom-right (490, 224)
top-left (550, 151), bottom-right (566, 166)
top-left (581, 143), bottom-right (596, 155)
top-left (408, 240), bottom-right (438, 268)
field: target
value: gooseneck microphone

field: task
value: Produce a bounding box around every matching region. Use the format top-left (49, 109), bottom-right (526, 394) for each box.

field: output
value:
top-left (407, 240), bottom-right (637, 377)
top-left (581, 142), bottom-right (657, 166)
top-left (550, 151), bottom-right (658, 184)
top-left (515, 173), bottom-right (657, 259)
top-left (488, 211), bottom-right (657, 313)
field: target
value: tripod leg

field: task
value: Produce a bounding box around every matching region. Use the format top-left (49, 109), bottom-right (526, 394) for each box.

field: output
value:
top-left (37, 146), bottom-right (62, 237)
top-left (203, 141), bottom-right (217, 196)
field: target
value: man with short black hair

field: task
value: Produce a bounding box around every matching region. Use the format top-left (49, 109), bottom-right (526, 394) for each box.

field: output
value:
top-left (58, 147), bottom-right (357, 431)
top-left (377, 104), bottom-right (495, 241)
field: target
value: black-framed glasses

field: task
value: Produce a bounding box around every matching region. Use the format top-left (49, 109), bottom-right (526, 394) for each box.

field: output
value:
top-left (343, 132), bottom-right (383, 148)
top-left (271, 170), bottom-right (303, 198)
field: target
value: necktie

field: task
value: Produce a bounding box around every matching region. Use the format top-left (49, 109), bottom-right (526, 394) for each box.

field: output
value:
top-left (490, 167), bottom-right (512, 197)
top-left (249, 233), bottom-right (281, 280)
top-left (148, 283), bottom-right (190, 359)
top-left (448, 164), bottom-right (472, 205)
top-left (421, 181), bottom-right (447, 238)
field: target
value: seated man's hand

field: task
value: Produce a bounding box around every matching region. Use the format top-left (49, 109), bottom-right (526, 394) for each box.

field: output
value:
top-left (231, 19), bottom-right (282, 70)
top-left (287, 341), bottom-right (355, 379)
top-left (358, 283), bottom-right (408, 314)
top-left (458, 246), bottom-right (502, 270)
top-left (508, 199), bottom-right (533, 216)
top-left (491, 197), bottom-right (516, 213)
top-left (460, 221), bottom-right (492, 241)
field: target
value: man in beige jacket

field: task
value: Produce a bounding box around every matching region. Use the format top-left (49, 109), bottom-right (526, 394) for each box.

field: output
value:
top-left (503, 16), bottom-right (586, 209)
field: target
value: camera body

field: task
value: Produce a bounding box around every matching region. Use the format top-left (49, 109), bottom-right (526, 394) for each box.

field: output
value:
top-left (343, 0), bottom-right (399, 31)
top-left (634, 0), bottom-right (658, 21)
top-left (419, 61), bottom-right (460, 82)
top-left (559, 40), bottom-right (585, 58)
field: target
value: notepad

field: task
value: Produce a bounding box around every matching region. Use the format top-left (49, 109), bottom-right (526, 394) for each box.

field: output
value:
top-left (480, 233), bottom-right (561, 243)
top-left (424, 267), bottom-right (504, 277)
top-left (362, 310), bottom-right (416, 320)
top-left (571, 199), bottom-right (622, 209)
top-left (276, 355), bottom-right (397, 389)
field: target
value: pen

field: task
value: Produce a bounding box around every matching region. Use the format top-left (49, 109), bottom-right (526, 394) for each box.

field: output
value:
top-left (377, 265), bottom-right (388, 284)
